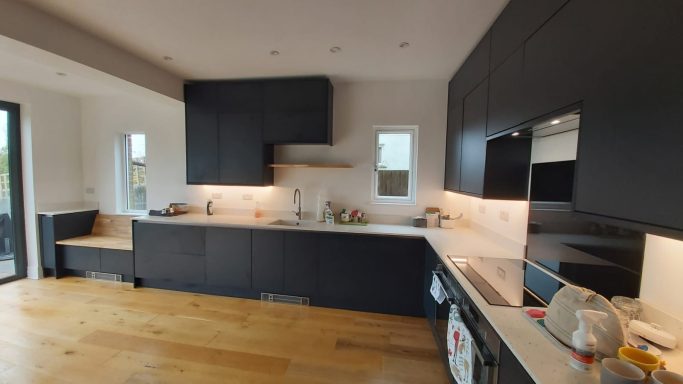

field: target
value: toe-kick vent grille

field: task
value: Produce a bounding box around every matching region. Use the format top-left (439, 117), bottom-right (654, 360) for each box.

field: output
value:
top-left (86, 271), bottom-right (122, 282)
top-left (260, 293), bottom-right (309, 306)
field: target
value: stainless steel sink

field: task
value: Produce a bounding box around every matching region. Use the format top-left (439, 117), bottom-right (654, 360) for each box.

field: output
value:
top-left (268, 219), bottom-right (314, 227)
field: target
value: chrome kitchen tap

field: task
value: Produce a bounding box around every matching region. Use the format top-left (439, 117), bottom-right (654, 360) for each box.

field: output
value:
top-left (293, 188), bottom-right (302, 220)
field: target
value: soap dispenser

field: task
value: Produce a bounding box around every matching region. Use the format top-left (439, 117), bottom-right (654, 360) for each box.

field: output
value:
top-left (570, 309), bottom-right (608, 372)
top-left (206, 199), bottom-right (214, 216)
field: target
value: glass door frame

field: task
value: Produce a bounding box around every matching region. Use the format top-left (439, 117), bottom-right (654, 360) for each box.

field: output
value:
top-left (0, 100), bottom-right (27, 284)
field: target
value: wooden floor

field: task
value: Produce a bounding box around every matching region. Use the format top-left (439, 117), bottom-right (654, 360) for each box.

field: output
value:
top-left (0, 277), bottom-right (447, 383)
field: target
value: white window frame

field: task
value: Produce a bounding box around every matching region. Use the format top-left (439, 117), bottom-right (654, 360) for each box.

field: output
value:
top-left (121, 132), bottom-right (147, 214)
top-left (371, 125), bottom-right (418, 205)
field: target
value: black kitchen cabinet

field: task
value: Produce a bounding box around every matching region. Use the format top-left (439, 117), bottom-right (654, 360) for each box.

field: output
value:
top-left (499, 343), bottom-right (535, 384)
top-left (444, 93), bottom-right (464, 192)
top-left (100, 249), bottom-right (134, 276)
top-left (185, 82), bottom-right (219, 184)
top-left (571, 0), bottom-right (683, 232)
top-left (460, 79), bottom-right (489, 196)
top-left (134, 223), bottom-right (206, 284)
top-left (205, 227), bottom-right (252, 289)
top-left (318, 233), bottom-right (425, 316)
top-left (263, 78), bottom-right (333, 145)
top-left (252, 230), bottom-right (284, 292)
top-left (489, 0), bottom-right (569, 70)
top-left (39, 211), bottom-right (98, 273)
top-left (218, 113), bottom-right (272, 185)
top-left (185, 81), bottom-right (273, 186)
top-left (423, 244), bottom-right (440, 321)
top-left (283, 232), bottom-right (318, 296)
top-left (487, 48), bottom-right (527, 137)
top-left (61, 246), bottom-right (100, 271)
top-left (454, 32), bottom-right (491, 97)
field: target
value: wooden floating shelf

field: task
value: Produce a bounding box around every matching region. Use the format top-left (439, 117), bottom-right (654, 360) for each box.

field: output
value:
top-left (268, 163), bottom-right (353, 169)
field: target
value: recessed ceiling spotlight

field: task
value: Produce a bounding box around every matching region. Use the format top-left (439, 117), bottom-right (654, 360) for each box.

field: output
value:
top-left (163, 56), bottom-right (173, 61)
top-left (329, 46), bottom-right (341, 53)
top-left (56, 72), bottom-right (67, 77)
top-left (511, 132), bottom-right (520, 136)
top-left (270, 50), bottom-right (280, 56)
top-left (551, 119), bottom-right (561, 125)
top-left (399, 42), bottom-right (410, 48)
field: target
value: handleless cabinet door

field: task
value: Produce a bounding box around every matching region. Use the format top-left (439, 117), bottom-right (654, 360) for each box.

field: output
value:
top-left (460, 79), bottom-right (489, 196)
top-left (252, 230), bottom-right (284, 292)
top-left (444, 100), bottom-right (464, 192)
top-left (218, 113), bottom-right (271, 186)
top-left (283, 232), bottom-right (318, 296)
top-left (498, 343), bottom-right (535, 384)
top-left (205, 227), bottom-right (252, 289)
top-left (487, 48), bottom-right (527, 136)
top-left (100, 249), bottom-right (134, 275)
top-left (185, 82), bottom-right (219, 184)
top-left (61, 246), bottom-right (100, 271)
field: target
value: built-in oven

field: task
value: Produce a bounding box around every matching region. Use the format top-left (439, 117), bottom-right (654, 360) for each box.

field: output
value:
top-left (430, 263), bottom-right (500, 384)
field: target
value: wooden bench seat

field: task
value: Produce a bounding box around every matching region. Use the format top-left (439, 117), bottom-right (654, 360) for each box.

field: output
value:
top-left (56, 214), bottom-right (133, 250)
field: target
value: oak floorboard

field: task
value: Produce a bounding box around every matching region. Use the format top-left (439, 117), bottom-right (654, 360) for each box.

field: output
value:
top-left (0, 277), bottom-right (446, 383)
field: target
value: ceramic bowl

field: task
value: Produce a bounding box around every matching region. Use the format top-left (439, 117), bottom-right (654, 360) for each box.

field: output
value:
top-left (651, 370), bottom-right (683, 384)
top-left (600, 358), bottom-right (645, 384)
top-left (617, 347), bottom-right (661, 375)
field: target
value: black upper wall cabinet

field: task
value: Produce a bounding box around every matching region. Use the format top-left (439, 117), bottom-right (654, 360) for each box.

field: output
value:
top-left (444, 0), bottom-right (683, 233)
top-left (263, 78), bottom-right (333, 145)
top-left (185, 77), bottom-right (333, 185)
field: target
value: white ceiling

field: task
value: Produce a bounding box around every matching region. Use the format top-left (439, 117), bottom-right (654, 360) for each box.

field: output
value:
top-left (18, 0), bottom-right (508, 82)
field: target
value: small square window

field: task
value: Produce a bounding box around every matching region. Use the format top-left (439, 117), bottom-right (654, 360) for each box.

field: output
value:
top-left (372, 126), bottom-right (418, 205)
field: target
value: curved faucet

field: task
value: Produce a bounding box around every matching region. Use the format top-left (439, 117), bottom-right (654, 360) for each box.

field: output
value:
top-left (293, 188), bottom-right (302, 220)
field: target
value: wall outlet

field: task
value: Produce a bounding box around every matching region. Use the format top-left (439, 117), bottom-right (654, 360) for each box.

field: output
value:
top-left (85, 187), bottom-right (95, 194)
top-left (499, 210), bottom-right (510, 222)
top-left (497, 267), bottom-right (506, 280)
top-left (212, 192), bottom-right (223, 199)
top-left (242, 194), bottom-right (253, 201)
top-left (478, 204), bottom-right (486, 214)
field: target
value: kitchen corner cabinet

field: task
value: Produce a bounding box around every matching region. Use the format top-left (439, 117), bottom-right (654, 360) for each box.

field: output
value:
top-left (499, 343), bottom-right (535, 384)
top-left (318, 233), bottom-right (425, 316)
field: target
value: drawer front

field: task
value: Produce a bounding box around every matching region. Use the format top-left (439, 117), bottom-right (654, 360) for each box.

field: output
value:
top-left (134, 223), bottom-right (205, 256)
top-left (61, 246), bottom-right (100, 271)
top-left (100, 249), bottom-right (134, 275)
top-left (135, 250), bottom-right (205, 284)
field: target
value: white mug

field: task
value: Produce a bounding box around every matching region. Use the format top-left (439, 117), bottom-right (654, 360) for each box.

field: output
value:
top-left (600, 358), bottom-right (645, 384)
top-left (651, 370), bottom-right (683, 384)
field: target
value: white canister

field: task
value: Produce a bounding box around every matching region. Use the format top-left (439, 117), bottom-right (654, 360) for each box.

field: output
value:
top-left (426, 213), bottom-right (439, 228)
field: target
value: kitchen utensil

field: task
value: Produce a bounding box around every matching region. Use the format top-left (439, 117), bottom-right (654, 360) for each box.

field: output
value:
top-left (629, 320), bottom-right (677, 349)
top-left (652, 370), bottom-right (683, 384)
top-left (600, 358), bottom-right (646, 384)
top-left (618, 347), bottom-right (661, 375)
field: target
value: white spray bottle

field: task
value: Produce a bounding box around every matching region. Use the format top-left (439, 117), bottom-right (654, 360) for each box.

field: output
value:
top-left (570, 309), bottom-right (608, 372)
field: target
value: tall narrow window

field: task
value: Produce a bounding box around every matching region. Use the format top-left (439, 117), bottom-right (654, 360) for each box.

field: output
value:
top-left (372, 126), bottom-right (418, 205)
top-left (124, 133), bottom-right (146, 211)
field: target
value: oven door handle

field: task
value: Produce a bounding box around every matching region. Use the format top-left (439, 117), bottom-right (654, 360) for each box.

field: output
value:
top-left (432, 270), bottom-right (456, 304)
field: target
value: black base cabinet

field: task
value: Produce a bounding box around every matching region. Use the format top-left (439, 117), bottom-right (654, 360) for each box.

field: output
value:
top-left (499, 343), bottom-right (535, 384)
top-left (133, 222), bottom-right (426, 317)
top-left (57, 245), bottom-right (134, 281)
top-left (318, 233), bottom-right (425, 317)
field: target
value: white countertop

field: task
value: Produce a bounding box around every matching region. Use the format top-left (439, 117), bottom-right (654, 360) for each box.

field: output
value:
top-left (134, 213), bottom-right (681, 384)
top-left (38, 207), bottom-right (99, 216)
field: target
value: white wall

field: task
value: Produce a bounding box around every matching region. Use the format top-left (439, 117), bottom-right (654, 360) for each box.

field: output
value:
top-left (640, 234), bottom-right (683, 320)
top-left (81, 80), bottom-right (472, 224)
top-left (80, 94), bottom-right (186, 213)
top-left (0, 77), bottom-right (83, 278)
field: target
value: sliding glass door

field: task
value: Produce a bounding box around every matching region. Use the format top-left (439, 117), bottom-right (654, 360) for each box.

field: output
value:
top-left (0, 101), bottom-right (26, 283)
